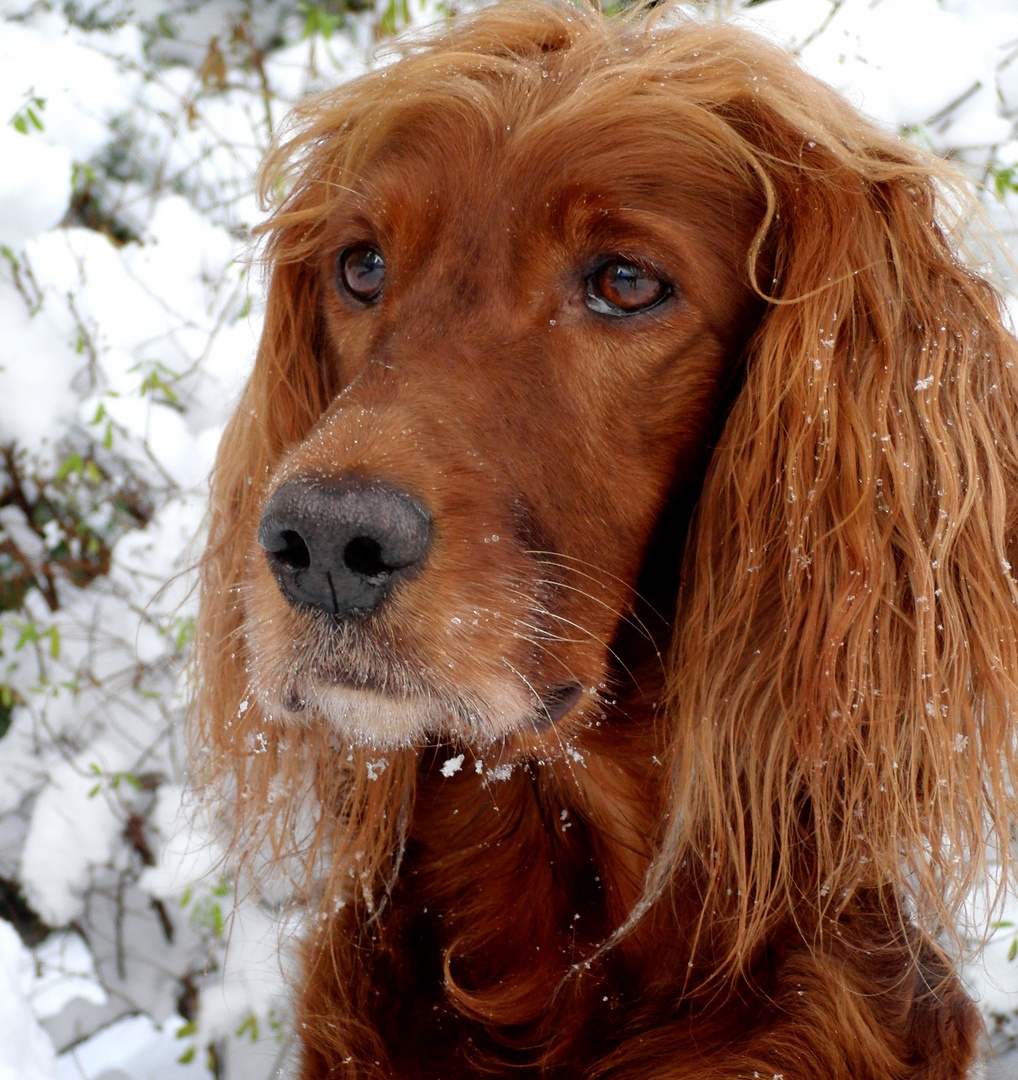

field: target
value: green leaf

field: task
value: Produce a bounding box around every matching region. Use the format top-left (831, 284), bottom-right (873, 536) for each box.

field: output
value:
top-left (301, 3), bottom-right (341, 40)
top-left (170, 616), bottom-right (196, 651)
top-left (10, 95), bottom-right (46, 135)
top-left (236, 1015), bottom-right (258, 1041)
top-left (378, 0), bottom-right (411, 37)
top-left (56, 453), bottom-right (83, 481)
top-left (992, 165), bottom-right (1018, 201)
top-left (1008, 937), bottom-right (1017, 963)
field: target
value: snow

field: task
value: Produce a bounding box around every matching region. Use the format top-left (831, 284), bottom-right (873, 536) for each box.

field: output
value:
top-left (0, 129), bottom-right (72, 248)
top-left (57, 1014), bottom-right (182, 1080)
top-left (138, 784), bottom-right (223, 902)
top-left (440, 753), bottom-right (465, 777)
top-left (20, 753), bottom-right (126, 926)
top-left (0, 920), bottom-right (58, 1080)
top-left (0, 0), bottom-right (1017, 1077)
top-left (29, 932), bottom-right (108, 1019)
top-left (742, 0), bottom-right (1004, 137)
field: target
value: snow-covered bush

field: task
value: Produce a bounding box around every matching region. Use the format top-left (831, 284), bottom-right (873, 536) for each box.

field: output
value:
top-left (2, 1), bottom-right (1018, 1077)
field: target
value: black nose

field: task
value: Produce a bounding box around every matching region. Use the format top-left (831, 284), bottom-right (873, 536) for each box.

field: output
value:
top-left (257, 477), bottom-right (432, 617)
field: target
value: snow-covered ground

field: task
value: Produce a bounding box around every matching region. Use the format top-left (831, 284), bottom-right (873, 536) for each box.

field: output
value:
top-left (1, 0), bottom-right (1018, 1077)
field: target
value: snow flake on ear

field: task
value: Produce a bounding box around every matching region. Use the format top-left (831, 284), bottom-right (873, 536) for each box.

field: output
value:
top-left (565, 743), bottom-right (585, 766)
top-left (482, 763), bottom-right (513, 786)
top-left (366, 757), bottom-right (388, 780)
top-left (440, 753), bottom-right (464, 777)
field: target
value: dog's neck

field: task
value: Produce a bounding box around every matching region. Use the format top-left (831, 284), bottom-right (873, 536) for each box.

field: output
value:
top-left (338, 676), bottom-right (670, 1067)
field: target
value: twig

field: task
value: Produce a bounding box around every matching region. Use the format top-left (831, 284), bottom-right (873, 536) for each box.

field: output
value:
top-left (792, 0), bottom-right (846, 56)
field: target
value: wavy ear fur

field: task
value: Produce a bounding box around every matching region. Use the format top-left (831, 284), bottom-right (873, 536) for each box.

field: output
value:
top-left (192, 201), bottom-right (416, 897)
top-left (659, 75), bottom-right (1018, 971)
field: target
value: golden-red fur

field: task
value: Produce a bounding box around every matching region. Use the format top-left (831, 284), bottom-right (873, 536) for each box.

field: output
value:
top-left (193, 4), bottom-right (1018, 1076)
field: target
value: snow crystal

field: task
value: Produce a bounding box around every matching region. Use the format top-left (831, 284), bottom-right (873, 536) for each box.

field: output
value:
top-left (440, 754), bottom-right (465, 777)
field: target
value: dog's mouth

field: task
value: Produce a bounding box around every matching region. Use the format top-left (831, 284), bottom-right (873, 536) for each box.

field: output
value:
top-left (276, 667), bottom-right (587, 741)
top-left (246, 598), bottom-right (592, 747)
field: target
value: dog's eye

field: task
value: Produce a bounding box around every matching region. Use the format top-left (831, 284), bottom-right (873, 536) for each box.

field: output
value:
top-left (337, 245), bottom-right (386, 303)
top-left (586, 260), bottom-right (669, 316)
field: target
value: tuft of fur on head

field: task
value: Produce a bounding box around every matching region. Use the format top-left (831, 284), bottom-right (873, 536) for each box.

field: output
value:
top-left (191, 0), bottom-right (1018, 991)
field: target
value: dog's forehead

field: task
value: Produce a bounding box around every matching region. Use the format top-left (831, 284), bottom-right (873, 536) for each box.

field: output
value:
top-left (357, 82), bottom-right (749, 202)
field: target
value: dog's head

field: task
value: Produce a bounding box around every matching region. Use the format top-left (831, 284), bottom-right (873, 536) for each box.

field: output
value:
top-left (239, 12), bottom-right (771, 749)
top-left (195, 1), bottom-right (1018, 962)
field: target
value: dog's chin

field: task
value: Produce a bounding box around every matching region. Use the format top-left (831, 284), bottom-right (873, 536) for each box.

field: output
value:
top-left (252, 675), bottom-right (584, 749)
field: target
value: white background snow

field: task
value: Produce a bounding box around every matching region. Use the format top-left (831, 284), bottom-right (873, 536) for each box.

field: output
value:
top-left (2, 0), bottom-right (1018, 1076)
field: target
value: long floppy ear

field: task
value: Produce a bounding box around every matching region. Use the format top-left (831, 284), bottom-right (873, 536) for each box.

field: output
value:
top-left (659, 78), bottom-right (1018, 974)
top-left (191, 250), bottom-right (332, 849)
top-left (191, 84), bottom-right (422, 909)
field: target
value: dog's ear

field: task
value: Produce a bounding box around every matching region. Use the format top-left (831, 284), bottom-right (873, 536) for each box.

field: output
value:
top-left (190, 256), bottom-right (328, 832)
top-left (659, 87), bottom-right (1018, 971)
top-left (190, 100), bottom-right (360, 866)
top-left (192, 90), bottom-right (420, 910)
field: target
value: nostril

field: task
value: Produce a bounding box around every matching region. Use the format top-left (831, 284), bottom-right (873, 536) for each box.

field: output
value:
top-left (344, 536), bottom-right (389, 583)
top-left (271, 529), bottom-right (311, 572)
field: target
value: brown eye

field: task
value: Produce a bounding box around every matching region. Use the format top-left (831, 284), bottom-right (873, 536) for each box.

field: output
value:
top-left (586, 260), bottom-right (669, 316)
top-left (337, 244), bottom-right (385, 303)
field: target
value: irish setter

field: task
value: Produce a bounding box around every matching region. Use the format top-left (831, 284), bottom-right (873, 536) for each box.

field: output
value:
top-left (193, 3), bottom-right (1018, 1077)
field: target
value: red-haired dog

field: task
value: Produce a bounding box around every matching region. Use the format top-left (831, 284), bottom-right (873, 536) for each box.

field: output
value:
top-left (194, 3), bottom-right (1018, 1076)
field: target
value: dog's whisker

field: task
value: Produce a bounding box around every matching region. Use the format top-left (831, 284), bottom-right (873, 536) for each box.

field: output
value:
top-left (533, 577), bottom-right (663, 659)
top-left (526, 550), bottom-right (670, 625)
top-left (530, 557), bottom-right (667, 660)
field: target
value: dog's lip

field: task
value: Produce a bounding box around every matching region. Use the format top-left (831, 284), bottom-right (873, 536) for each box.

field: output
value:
top-left (285, 671), bottom-right (584, 732)
top-left (536, 682), bottom-right (583, 729)
top-left (283, 668), bottom-right (387, 709)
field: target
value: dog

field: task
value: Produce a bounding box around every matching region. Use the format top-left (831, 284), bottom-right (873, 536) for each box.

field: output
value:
top-left (193, 3), bottom-right (1018, 1076)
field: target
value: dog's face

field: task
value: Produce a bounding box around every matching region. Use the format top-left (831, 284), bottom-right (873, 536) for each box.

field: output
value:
top-left (242, 63), bottom-right (765, 749)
